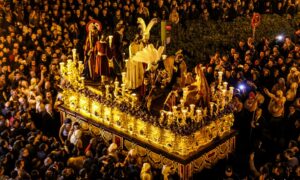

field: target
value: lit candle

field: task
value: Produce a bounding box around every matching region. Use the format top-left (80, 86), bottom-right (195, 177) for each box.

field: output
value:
top-left (67, 59), bottom-right (72, 71)
top-left (105, 85), bottom-right (110, 98)
top-left (131, 93), bottom-right (136, 108)
top-left (196, 109), bottom-right (202, 123)
top-left (180, 99), bottom-right (184, 109)
top-left (189, 104), bottom-right (195, 117)
top-left (78, 60), bottom-right (83, 67)
top-left (114, 80), bottom-right (119, 90)
top-left (210, 102), bottom-right (214, 116)
top-left (108, 35), bottom-right (113, 48)
top-left (121, 83), bottom-right (126, 96)
top-left (218, 71), bottom-right (223, 85)
top-left (67, 59), bottom-right (72, 64)
top-left (172, 106), bottom-right (177, 113)
top-left (121, 72), bottom-right (126, 84)
top-left (222, 89), bottom-right (227, 97)
top-left (223, 82), bottom-right (228, 90)
top-left (125, 59), bottom-right (128, 69)
top-left (59, 62), bottom-right (65, 73)
top-left (72, 48), bottom-right (77, 61)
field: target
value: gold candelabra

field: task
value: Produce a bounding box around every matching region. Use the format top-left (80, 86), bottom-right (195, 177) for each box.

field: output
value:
top-left (60, 48), bottom-right (85, 90)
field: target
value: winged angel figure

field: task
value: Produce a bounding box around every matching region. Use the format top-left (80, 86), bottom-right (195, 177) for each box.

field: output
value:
top-left (131, 44), bottom-right (164, 72)
top-left (126, 18), bottom-right (158, 89)
top-left (131, 44), bottom-right (164, 110)
top-left (137, 17), bottom-right (158, 42)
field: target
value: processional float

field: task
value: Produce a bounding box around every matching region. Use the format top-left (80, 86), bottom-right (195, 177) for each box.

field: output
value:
top-left (58, 18), bottom-right (236, 179)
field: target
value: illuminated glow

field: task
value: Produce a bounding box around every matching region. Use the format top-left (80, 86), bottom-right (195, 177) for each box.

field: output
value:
top-left (276, 34), bottom-right (284, 41)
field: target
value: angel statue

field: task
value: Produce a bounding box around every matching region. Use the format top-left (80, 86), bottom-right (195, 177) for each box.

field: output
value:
top-left (126, 18), bottom-right (158, 89)
top-left (84, 20), bottom-right (101, 81)
top-left (137, 17), bottom-right (158, 44)
top-left (130, 44), bottom-right (164, 111)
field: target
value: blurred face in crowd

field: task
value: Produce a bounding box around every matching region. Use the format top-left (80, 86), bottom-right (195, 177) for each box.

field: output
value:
top-left (159, 0), bottom-right (164, 7)
top-left (263, 69), bottom-right (270, 77)
top-left (267, 60), bottom-right (273, 68)
top-left (278, 57), bottom-right (284, 66)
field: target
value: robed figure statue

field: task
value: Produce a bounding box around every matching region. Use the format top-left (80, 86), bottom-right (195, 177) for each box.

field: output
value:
top-left (84, 20), bottom-right (101, 81)
top-left (94, 35), bottom-right (110, 80)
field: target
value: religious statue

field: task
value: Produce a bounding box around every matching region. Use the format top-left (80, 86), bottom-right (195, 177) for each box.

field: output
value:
top-left (130, 44), bottom-right (164, 111)
top-left (127, 35), bottom-right (145, 89)
top-left (84, 20), bottom-right (101, 81)
top-left (137, 17), bottom-right (158, 43)
top-left (164, 50), bottom-right (187, 89)
top-left (108, 21), bottom-right (126, 78)
top-left (193, 64), bottom-right (211, 106)
top-left (126, 18), bottom-right (159, 89)
top-left (94, 35), bottom-right (109, 81)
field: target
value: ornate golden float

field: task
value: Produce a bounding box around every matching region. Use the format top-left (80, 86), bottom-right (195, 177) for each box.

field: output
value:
top-left (58, 48), bottom-right (236, 179)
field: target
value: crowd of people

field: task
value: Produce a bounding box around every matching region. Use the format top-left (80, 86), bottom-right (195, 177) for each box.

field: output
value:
top-left (200, 29), bottom-right (300, 179)
top-left (0, 0), bottom-right (299, 179)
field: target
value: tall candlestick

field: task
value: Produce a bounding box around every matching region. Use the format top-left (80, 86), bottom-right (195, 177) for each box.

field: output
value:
top-left (67, 59), bottom-right (72, 72)
top-left (131, 93), bottom-right (136, 108)
top-left (125, 59), bottom-right (128, 69)
top-left (172, 106), bottom-right (177, 113)
top-left (72, 48), bottom-right (77, 61)
top-left (180, 99), bottom-right (184, 110)
top-left (189, 104), bottom-right (195, 117)
top-left (59, 62), bottom-right (65, 74)
top-left (218, 71), bottom-right (223, 85)
top-left (196, 109), bottom-right (202, 123)
top-left (223, 81), bottom-right (228, 90)
top-left (114, 80), bottom-right (119, 89)
top-left (210, 102), bottom-right (214, 117)
top-left (181, 108), bottom-right (188, 125)
top-left (222, 89), bottom-right (227, 97)
top-left (121, 83), bottom-right (125, 96)
top-left (108, 35), bottom-right (113, 48)
top-left (183, 87), bottom-right (188, 102)
top-left (121, 72), bottom-right (126, 84)
top-left (105, 85), bottom-right (110, 98)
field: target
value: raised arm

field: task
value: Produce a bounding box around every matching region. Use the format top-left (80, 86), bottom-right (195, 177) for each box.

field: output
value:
top-left (264, 88), bottom-right (276, 99)
top-left (37, 69), bottom-right (46, 88)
